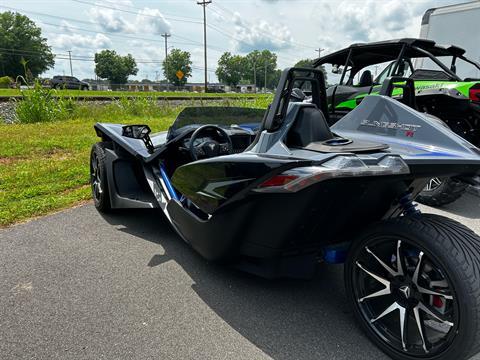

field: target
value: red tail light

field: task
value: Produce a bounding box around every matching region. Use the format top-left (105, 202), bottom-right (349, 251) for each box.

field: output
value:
top-left (259, 174), bottom-right (298, 188)
top-left (470, 86), bottom-right (480, 102)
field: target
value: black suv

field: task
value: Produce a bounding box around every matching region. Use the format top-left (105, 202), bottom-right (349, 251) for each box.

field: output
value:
top-left (50, 76), bottom-right (89, 90)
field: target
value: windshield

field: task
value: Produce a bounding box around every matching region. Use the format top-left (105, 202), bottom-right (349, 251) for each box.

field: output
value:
top-left (168, 106), bottom-right (266, 136)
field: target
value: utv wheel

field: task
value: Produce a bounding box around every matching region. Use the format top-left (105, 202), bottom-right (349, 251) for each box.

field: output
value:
top-left (90, 142), bottom-right (112, 212)
top-left (416, 177), bottom-right (467, 207)
top-left (345, 214), bottom-right (480, 360)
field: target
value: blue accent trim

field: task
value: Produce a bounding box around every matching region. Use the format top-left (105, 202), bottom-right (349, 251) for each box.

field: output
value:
top-left (323, 243), bottom-right (349, 264)
top-left (160, 164), bottom-right (179, 201)
top-left (238, 123), bottom-right (260, 131)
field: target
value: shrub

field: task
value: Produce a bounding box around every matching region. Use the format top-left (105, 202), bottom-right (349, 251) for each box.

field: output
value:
top-left (14, 82), bottom-right (76, 123)
top-left (0, 76), bottom-right (12, 88)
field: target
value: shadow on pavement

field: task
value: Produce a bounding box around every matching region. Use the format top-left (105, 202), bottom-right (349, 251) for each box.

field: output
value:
top-left (100, 209), bottom-right (385, 360)
top-left (428, 193), bottom-right (480, 220)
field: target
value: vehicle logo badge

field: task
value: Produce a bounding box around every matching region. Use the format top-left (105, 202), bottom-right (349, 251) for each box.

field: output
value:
top-left (399, 285), bottom-right (411, 299)
top-left (209, 143), bottom-right (216, 151)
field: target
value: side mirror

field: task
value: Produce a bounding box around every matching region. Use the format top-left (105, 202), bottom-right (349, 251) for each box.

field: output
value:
top-left (122, 125), bottom-right (155, 153)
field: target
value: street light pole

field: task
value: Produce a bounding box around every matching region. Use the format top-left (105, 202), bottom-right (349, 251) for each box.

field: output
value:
top-left (161, 33), bottom-right (171, 91)
top-left (67, 50), bottom-right (73, 76)
top-left (197, 0), bottom-right (212, 93)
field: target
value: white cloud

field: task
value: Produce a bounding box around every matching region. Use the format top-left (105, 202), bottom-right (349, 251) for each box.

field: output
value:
top-left (137, 8), bottom-right (171, 35)
top-left (51, 33), bottom-right (112, 50)
top-left (89, 4), bottom-right (171, 35)
top-left (89, 7), bottom-right (135, 33)
top-left (232, 12), bottom-right (293, 52)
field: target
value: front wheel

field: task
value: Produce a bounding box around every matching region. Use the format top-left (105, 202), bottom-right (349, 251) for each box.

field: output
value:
top-left (416, 177), bottom-right (467, 207)
top-left (345, 214), bottom-right (480, 360)
top-left (90, 142), bottom-right (112, 212)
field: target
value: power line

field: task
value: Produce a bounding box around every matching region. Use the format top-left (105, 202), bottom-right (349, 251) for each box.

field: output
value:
top-left (211, 2), bottom-right (318, 50)
top-left (71, 0), bottom-right (203, 24)
top-left (0, 5), bottom-right (231, 57)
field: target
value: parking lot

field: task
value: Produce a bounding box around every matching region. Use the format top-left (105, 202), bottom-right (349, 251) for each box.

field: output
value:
top-left (0, 195), bottom-right (479, 360)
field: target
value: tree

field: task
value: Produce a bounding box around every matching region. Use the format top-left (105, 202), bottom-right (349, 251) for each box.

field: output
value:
top-left (243, 50), bottom-right (278, 90)
top-left (294, 58), bottom-right (328, 84)
top-left (163, 49), bottom-right (192, 86)
top-left (215, 52), bottom-right (244, 86)
top-left (0, 12), bottom-right (54, 79)
top-left (94, 50), bottom-right (138, 87)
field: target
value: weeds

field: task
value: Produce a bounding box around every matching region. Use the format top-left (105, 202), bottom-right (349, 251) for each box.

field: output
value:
top-left (14, 82), bottom-right (75, 123)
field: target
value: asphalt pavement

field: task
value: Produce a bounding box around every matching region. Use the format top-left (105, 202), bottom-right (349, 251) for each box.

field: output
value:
top-left (1, 194), bottom-right (479, 360)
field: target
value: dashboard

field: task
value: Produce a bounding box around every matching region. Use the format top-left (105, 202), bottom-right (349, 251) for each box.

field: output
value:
top-left (181, 128), bottom-right (256, 154)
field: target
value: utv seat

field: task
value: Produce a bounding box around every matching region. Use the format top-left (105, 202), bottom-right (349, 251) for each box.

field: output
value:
top-left (358, 70), bottom-right (373, 87)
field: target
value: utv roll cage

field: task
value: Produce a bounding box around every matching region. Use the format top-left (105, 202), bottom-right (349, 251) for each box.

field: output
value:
top-left (313, 38), bottom-right (480, 85)
top-left (313, 38), bottom-right (480, 118)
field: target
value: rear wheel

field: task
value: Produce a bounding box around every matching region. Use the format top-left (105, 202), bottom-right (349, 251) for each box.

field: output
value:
top-left (90, 142), bottom-right (112, 212)
top-left (416, 177), bottom-right (467, 207)
top-left (345, 214), bottom-right (480, 360)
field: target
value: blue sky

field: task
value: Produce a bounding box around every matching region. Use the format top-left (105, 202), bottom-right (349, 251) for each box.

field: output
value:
top-left (1, 0), bottom-right (464, 82)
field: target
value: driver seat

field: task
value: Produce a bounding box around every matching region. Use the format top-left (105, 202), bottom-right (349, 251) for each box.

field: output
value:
top-left (287, 105), bottom-right (334, 147)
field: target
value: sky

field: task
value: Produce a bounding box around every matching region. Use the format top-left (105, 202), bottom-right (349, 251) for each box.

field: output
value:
top-left (1, 0), bottom-right (467, 83)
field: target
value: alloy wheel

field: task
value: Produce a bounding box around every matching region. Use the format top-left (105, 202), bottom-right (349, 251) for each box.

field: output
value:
top-left (353, 238), bottom-right (458, 356)
top-left (424, 178), bottom-right (443, 192)
top-left (90, 153), bottom-right (102, 201)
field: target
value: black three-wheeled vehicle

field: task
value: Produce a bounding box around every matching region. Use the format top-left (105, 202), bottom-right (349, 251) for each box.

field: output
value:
top-left (90, 68), bottom-right (480, 360)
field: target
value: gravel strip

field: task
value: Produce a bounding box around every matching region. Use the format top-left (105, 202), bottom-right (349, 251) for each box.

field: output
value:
top-left (0, 102), bottom-right (16, 123)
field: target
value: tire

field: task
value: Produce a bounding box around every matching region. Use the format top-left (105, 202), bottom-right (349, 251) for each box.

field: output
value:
top-left (416, 177), bottom-right (467, 207)
top-left (345, 214), bottom-right (480, 360)
top-left (90, 142), bottom-right (112, 212)
top-left (82, 86), bottom-right (89, 91)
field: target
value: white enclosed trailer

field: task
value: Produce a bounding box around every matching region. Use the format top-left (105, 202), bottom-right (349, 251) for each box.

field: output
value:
top-left (419, 1), bottom-right (480, 79)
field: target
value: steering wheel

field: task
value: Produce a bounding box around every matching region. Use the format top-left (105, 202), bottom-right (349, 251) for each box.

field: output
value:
top-left (189, 125), bottom-right (233, 160)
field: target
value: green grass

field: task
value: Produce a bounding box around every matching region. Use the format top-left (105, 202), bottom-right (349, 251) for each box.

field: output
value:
top-left (0, 98), bottom-right (271, 227)
top-left (0, 88), bottom-right (268, 98)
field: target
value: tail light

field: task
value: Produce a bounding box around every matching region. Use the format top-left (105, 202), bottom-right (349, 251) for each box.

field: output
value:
top-left (259, 174), bottom-right (298, 188)
top-left (470, 85), bottom-right (480, 102)
top-left (255, 155), bottom-right (410, 193)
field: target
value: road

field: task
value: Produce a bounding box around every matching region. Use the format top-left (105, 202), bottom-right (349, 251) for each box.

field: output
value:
top-left (0, 194), bottom-right (479, 360)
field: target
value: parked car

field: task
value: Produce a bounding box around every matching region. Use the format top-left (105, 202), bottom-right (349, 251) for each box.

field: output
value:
top-left (90, 67), bottom-right (480, 360)
top-left (50, 76), bottom-right (89, 90)
top-left (313, 38), bottom-right (480, 206)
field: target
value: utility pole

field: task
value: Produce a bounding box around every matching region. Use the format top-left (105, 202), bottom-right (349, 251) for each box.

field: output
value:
top-left (264, 61), bottom-right (267, 93)
top-left (67, 50), bottom-right (73, 76)
top-left (197, 0), bottom-right (211, 92)
top-left (315, 48), bottom-right (325, 58)
top-left (161, 33), bottom-right (171, 91)
top-left (253, 60), bottom-right (257, 94)
top-left (374, 65), bottom-right (379, 77)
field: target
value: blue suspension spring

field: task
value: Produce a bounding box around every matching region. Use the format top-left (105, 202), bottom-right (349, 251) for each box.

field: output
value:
top-left (398, 192), bottom-right (421, 217)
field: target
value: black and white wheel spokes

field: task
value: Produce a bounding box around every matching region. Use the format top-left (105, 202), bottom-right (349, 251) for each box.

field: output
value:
top-left (355, 240), bottom-right (456, 355)
top-left (425, 178), bottom-right (443, 191)
top-left (91, 154), bottom-right (102, 200)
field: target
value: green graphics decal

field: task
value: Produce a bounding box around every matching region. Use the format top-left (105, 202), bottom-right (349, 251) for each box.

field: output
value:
top-left (335, 81), bottom-right (478, 111)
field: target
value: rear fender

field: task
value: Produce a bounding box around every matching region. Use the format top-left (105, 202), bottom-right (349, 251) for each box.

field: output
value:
top-left (171, 154), bottom-right (310, 215)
